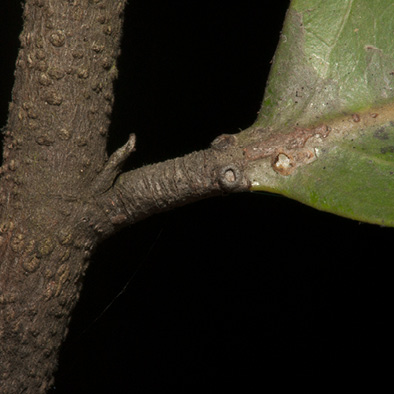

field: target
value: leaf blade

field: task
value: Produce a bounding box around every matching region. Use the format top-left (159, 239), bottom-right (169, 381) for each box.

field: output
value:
top-left (246, 0), bottom-right (394, 226)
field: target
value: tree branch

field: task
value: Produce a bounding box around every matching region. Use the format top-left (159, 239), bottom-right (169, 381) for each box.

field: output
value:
top-left (92, 133), bottom-right (136, 194)
top-left (94, 137), bottom-right (250, 237)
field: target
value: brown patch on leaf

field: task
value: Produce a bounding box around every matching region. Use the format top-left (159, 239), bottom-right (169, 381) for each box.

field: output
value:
top-left (374, 127), bottom-right (389, 140)
top-left (352, 113), bottom-right (360, 122)
top-left (244, 124), bottom-right (329, 161)
top-left (380, 146), bottom-right (394, 154)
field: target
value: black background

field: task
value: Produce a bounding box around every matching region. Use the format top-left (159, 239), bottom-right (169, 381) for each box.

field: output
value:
top-left (0, 1), bottom-right (392, 392)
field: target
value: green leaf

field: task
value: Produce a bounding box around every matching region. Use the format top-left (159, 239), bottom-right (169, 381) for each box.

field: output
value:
top-left (244, 0), bottom-right (394, 226)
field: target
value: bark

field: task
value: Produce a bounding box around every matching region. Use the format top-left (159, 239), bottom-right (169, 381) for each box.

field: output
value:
top-left (0, 1), bottom-right (254, 392)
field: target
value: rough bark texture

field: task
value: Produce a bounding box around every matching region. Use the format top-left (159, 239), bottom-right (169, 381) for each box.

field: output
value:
top-left (0, 1), bottom-right (251, 392)
top-left (0, 1), bottom-right (127, 391)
